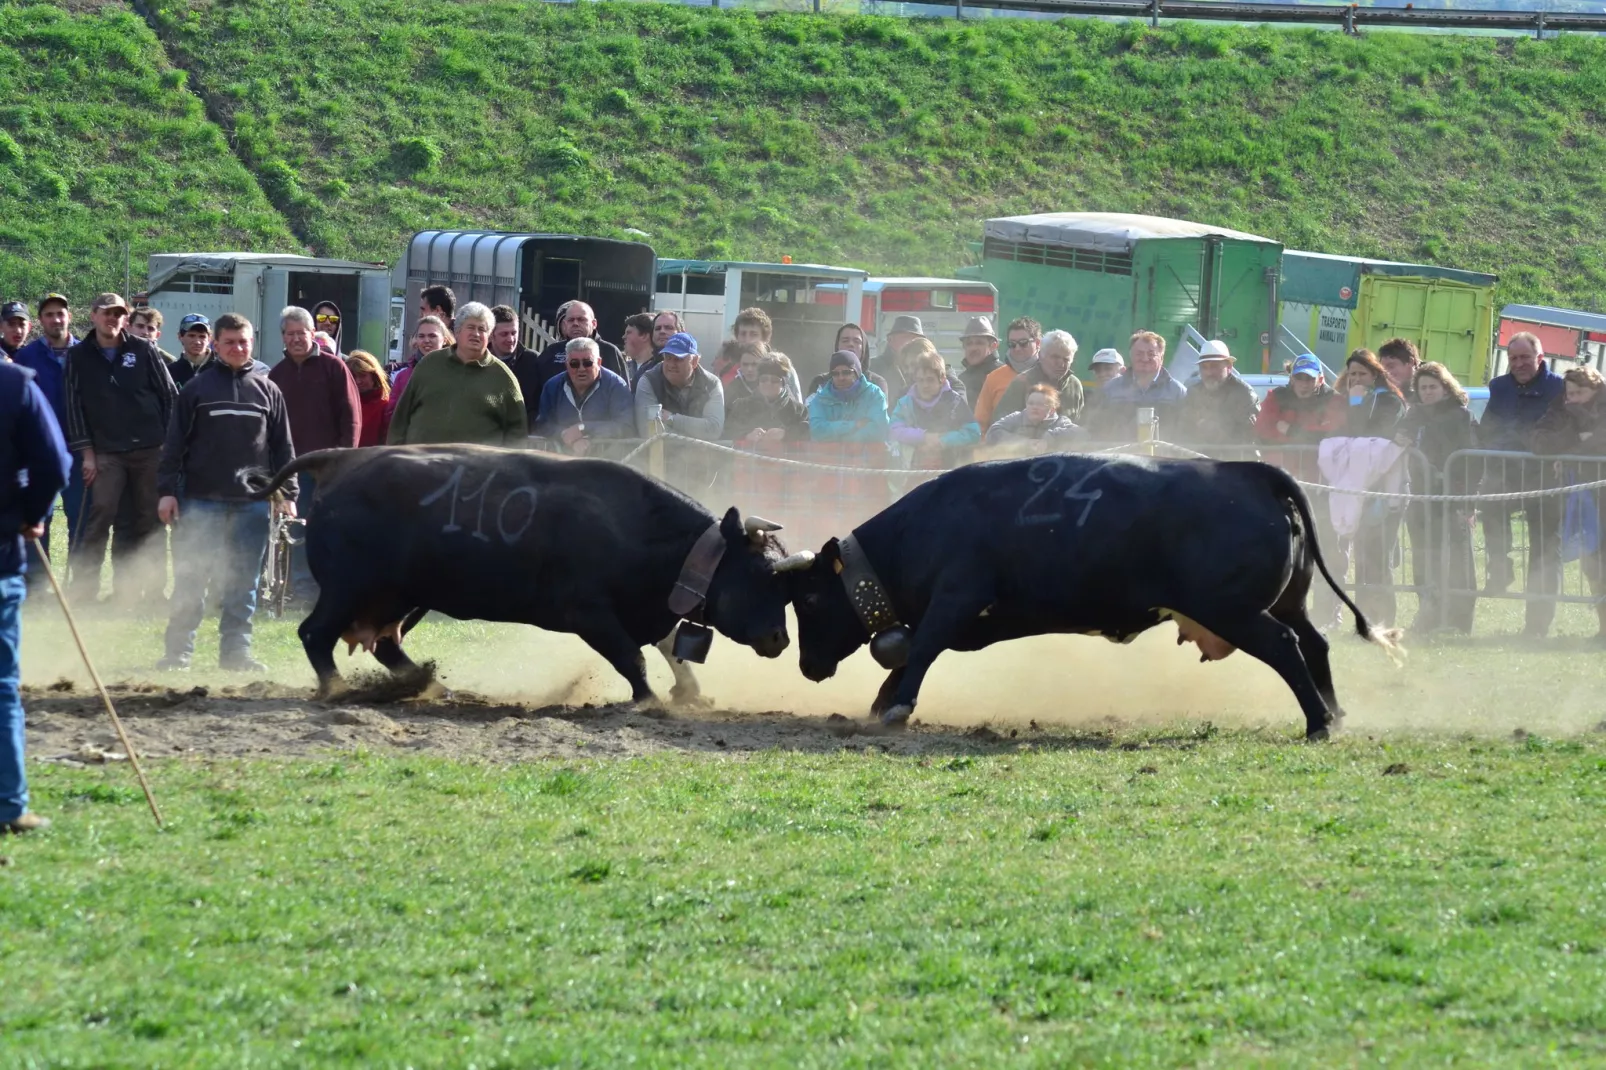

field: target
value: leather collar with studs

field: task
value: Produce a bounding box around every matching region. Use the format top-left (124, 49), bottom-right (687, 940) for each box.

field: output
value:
top-left (837, 533), bottom-right (900, 637)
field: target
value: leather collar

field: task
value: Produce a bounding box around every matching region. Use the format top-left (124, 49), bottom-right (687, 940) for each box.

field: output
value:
top-left (668, 522), bottom-right (727, 619)
top-left (838, 533), bottom-right (900, 636)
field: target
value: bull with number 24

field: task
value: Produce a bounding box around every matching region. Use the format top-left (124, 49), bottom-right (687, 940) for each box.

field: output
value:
top-left (781, 453), bottom-right (1403, 740)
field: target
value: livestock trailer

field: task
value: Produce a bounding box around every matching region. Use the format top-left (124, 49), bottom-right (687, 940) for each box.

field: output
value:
top-left (398, 231), bottom-right (657, 352)
top-left (653, 259), bottom-right (866, 384)
top-left (1494, 304), bottom-right (1606, 377)
top-left (960, 213), bottom-right (1283, 374)
top-left (1279, 250), bottom-right (1497, 385)
top-left (816, 277), bottom-right (999, 364)
top-left (144, 252), bottom-right (392, 362)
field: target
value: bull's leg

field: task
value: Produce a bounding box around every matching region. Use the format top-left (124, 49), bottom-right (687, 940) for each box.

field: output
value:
top-left (1194, 610), bottom-right (1334, 741)
top-left (870, 668), bottom-right (907, 717)
top-left (397, 606), bottom-right (429, 640)
top-left (1284, 614), bottom-right (1342, 730)
top-left (653, 635), bottom-right (704, 707)
top-left (879, 581), bottom-right (994, 728)
top-left (299, 595), bottom-right (353, 701)
top-left (576, 621), bottom-right (655, 704)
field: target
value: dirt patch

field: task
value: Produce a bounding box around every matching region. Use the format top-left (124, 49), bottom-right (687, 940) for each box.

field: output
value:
top-left (22, 681), bottom-right (1145, 764)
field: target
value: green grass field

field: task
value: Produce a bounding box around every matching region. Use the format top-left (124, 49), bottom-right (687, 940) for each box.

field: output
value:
top-left (0, 2), bottom-right (297, 302)
top-left (144, 0), bottom-right (1606, 308)
top-left (5, 735), bottom-right (1606, 1066)
top-left (9, 1), bottom-right (1606, 310)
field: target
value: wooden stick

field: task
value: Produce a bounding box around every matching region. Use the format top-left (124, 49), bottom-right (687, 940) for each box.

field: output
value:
top-left (27, 537), bottom-right (163, 829)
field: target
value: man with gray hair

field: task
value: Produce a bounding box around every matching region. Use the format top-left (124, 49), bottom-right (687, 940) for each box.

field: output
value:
top-left (534, 337), bottom-right (634, 455)
top-left (992, 329), bottom-right (1085, 424)
top-left (388, 302), bottom-right (526, 446)
top-left (268, 305), bottom-right (360, 606)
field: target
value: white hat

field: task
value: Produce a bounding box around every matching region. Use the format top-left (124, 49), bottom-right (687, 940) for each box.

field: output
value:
top-left (1197, 340), bottom-right (1233, 361)
top-left (1090, 348), bottom-right (1125, 366)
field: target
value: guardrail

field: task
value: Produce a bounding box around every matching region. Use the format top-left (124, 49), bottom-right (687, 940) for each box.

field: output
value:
top-left (564, 0), bottom-right (1604, 39)
top-left (527, 432), bottom-right (1606, 637)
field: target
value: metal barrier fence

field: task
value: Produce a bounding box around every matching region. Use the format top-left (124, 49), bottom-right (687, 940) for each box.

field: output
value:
top-left (530, 432), bottom-right (1606, 636)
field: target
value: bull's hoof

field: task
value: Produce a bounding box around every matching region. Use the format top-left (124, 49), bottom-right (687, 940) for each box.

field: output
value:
top-left (1304, 724), bottom-right (1332, 742)
top-left (879, 703), bottom-right (915, 729)
top-left (668, 686), bottom-right (708, 711)
top-left (314, 678), bottom-right (349, 703)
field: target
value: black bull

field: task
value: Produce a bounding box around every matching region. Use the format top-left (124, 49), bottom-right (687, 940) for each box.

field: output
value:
top-left (244, 445), bottom-right (813, 701)
top-left (784, 454), bottom-right (1403, 740)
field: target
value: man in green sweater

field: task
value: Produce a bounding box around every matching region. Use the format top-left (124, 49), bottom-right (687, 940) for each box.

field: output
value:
top-left (387, 302), bottom-right (527, 447)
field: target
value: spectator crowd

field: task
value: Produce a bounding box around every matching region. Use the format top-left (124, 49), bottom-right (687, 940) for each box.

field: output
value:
top-left (3, 289), bottom-right (1605, 675)
top-left (5, 284), bottom-right (1606, 834)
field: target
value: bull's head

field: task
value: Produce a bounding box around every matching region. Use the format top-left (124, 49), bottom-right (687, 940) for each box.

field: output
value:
top-left (704, 508), bottom-right (814, 659)
top-left (780, 538), bottom-right (868, 682)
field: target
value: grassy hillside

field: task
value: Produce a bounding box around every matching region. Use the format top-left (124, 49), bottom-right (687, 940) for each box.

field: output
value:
top-left (0, 2), bottom-right (297, 303)
top-left (146, 1), bottom-right (1606, 309)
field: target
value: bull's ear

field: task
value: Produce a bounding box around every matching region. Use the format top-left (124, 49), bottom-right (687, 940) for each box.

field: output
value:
top-left (719, 507), bottom-right (744, 545)
top-left (822, 537), bottom-right (845, 574)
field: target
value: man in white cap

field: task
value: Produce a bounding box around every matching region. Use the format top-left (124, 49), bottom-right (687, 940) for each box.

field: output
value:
top-left (1176, 339), bottom-right (1258, 448)
top-left (956, 315), bottom-right (1002, 415)
top-left (1089, 348), bottom-right (1125, 388)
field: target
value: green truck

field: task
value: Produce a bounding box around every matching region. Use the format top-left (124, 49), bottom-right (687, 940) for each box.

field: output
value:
top-left (1279, 251), bottom-right (1497, 385)
top-left (959, 213), bottom-right (1284, 374)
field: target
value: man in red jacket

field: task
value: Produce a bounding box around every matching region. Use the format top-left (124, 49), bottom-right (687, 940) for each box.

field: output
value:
top-left (268, 305), bottom-right (360, 607)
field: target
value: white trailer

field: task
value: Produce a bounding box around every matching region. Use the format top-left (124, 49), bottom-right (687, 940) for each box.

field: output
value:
top-left (145, 252), bottom-right (393, 364)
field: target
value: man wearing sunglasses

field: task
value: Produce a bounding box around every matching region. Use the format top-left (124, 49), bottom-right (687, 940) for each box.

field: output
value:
top-left (974, 316), bottom-right (1043, 430)
top-left (533, 338), bottom-right (634, 455)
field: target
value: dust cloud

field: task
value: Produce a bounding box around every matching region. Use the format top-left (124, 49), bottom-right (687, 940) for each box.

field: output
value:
top-left (394, 610), bottom-right (1606, 739)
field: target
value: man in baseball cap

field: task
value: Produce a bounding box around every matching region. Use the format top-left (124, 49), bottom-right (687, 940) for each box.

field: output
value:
top-left (13, 294), bottom-right (82, 589)
top-left (1176, 339), bottom-right (1257, 448)
top-left (957, 315), bottom-right (1001, 414)
top-left (1089, 348), bottom-right (1125, 387)
top-left (1, 301), bottom-right (29, 360)
top-left (62, 291), bottom-right (177, 607)
top-left (633, 331), bottom-right (726, 441)
top-left (169, 314), bottom-right (215, 388)
top-left (89, 292), bottom-right (129, 315)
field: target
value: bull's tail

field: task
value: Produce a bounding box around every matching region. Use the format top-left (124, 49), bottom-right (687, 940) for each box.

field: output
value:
top-left (239, 449), bottom-right (350, 503)
top-left (1243, 461), bottom-right (1406, 666)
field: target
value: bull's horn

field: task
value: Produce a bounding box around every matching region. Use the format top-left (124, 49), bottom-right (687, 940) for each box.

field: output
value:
top-left (773, 551), bottom-right (816, 572)
top-left (744, 515), bottom-right (784, 536)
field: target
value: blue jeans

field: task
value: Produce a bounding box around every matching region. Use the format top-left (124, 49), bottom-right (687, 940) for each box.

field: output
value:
top-left (0, 575), bottom-right (28, 822)
top-left (29, 452), bottom-right (86, 590)
top-left (164, 499), bottom-right (270, 662)
top-left (286, 471), bottom-right (318, 605)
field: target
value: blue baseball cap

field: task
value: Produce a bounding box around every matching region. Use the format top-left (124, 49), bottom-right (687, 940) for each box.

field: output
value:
top-left (179, 313), bottom-right (211, 333)
top-left (1, 300), bottom-right (27, 321)
top-left (660, 331), bottom-right (699, 358)
top-left (1290, 354), bottom-right (1322, 379)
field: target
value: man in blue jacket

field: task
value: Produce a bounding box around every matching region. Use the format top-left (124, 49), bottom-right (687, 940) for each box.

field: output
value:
top-left (1, 360), bottom-right (73, 834)
top-left (12, 293), bottom-right (83, 590)
top-left (1478, 332), bottom-right (1566, 636)
top-left (533, 338), bottom-right (634, 455)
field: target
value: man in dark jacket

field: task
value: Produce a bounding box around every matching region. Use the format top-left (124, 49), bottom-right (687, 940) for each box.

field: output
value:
top-left (1478, 332), bottom-right (1567, 634)
top-left (169, 314), bottom-right (217, 388)
top-left (490, 304), bottom-right (543, 426)
top-left (531, 300), bottom-right (627, 398)
top-left (13, 293), bottom-right (83, 588)
top-left (1, 300), bottom-right (29, 361)
top-left (157, 313), bottom-right (298, 672)
top-left (992, 329), bottom-right (1085, 427)
top-left (1, 358), bottom-right (72, 834)
top-left (956, 316), bottom-right (1002, 416)
top-left (63, 293), bottom-right (178, 606)
top-left (1175, 341), bottom-right (1259, 452)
